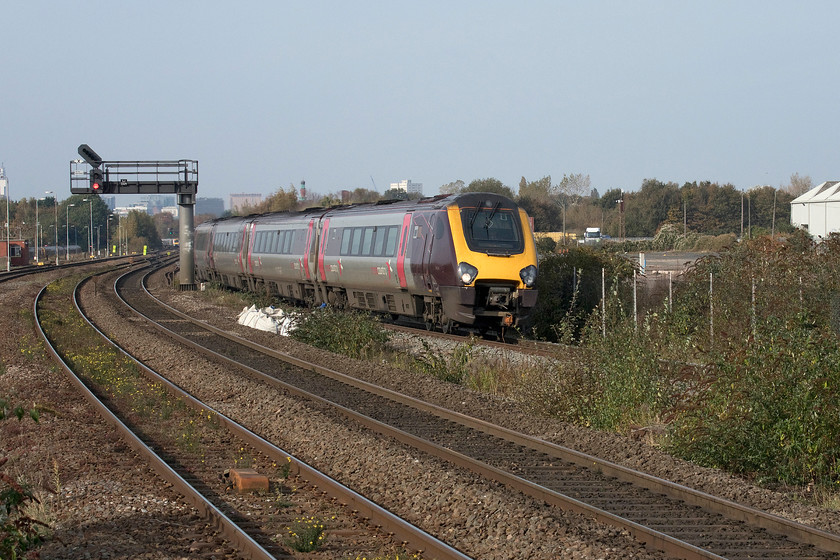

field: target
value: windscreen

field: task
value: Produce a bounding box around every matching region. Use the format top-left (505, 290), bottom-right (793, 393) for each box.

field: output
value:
top-left (459, 198), bottom-right (524, 254)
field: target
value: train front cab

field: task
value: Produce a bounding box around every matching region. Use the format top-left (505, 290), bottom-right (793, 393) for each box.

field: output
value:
top-left (439, 194), bottom-right (538, 330)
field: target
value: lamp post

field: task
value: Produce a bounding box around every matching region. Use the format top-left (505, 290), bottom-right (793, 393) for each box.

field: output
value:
top-left (4, 168), bottom-right (9, 272)
top-left (66, 204), bottom-right (75, 261)
top-left (35, 197), bottom-right (42, 264)
top-left (46, 191), bottom-right (58, 265)
top-left (107, 216), bottom-right (112, 257)
top-left (82, 198), bottom-right (93, 258)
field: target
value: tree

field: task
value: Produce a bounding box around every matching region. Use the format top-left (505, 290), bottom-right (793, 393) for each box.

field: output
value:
top-left (439, 179), bottom-right (465, 194)
top-left (517, 175), bottom-right (552, 200)
top-left (624, 179), bottom-right (680, 237)
top-left (784, 172), bottom-right (812, 197)
top-left (153, 212), bottom-right (179, 239)
top-left (382, 188), bottom-right (410, 200)
top-left (556, 173), bottom-right (591, 199)
top-left (517, 176), bottom-right (561, 231)
top-left (123, 210), bottom-right (162, 253)
top-left (248, 187), bottom-right (299, 213)
top-left (463, 178), bottom-right (516, 199)
top-left (348, 188), bottom-right (380, 204)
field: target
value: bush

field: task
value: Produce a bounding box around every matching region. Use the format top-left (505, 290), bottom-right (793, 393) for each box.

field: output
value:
top-left (529, 247), bottom-right (634, 342)
top-left (1, 398), bottom-right (46, 559)
top-left (291, 308), bottom-right (390, 359)
top-left (667, 325), bottom-right (840, 485)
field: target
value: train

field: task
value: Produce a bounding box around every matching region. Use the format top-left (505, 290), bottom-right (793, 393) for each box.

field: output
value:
top-left (193, 192), bottom-right (539, 333)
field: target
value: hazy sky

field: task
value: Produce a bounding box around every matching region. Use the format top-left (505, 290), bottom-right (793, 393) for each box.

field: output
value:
top-left (2, 1), bottom-right (838, 206)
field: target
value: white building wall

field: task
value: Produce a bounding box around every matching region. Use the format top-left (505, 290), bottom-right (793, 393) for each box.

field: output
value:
top-left (389, 179), bottom-right (423, 195)
top-left (790, 181), bottom-right (840, 239)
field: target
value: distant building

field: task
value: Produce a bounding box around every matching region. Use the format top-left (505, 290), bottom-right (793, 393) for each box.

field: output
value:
top-left (791, 181), bottom-right (840, 240)
top-left (196, 197), bottom-right (225, 217)
top-left (389, 179), bottom-right (423, 196)
top-left (114, 204), bottom-right (150, 217)
top-left (230, 193), bottom-right (263, 213)
top-left (145, 195), bottom-right (176, 214)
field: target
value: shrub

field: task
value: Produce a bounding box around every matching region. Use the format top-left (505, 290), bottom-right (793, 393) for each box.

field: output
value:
top-left (0, 399), bottom-right (47, 559)
top-left (291, 308), bottom-right (390, 359)
top-left (667, 324), bottom-right (840, 485)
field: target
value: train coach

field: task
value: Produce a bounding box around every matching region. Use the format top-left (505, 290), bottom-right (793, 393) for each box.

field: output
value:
top-left (194, 192), bottom-right (538, 333)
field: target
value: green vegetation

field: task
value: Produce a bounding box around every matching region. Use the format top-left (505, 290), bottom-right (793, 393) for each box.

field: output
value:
top-left (291, 308), bottom-right (390, 360)
top-left (281, 233), bottom-right (840, 493)
top-left (0, 395), bottom-right (47, 559)
top-left (535, 231), bottom-right (840, 488)
top-left (284, 516), bottom-right (326, 552)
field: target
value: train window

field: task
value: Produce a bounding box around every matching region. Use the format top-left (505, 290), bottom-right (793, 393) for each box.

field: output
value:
top-left (385, 226), bottom-right (399, 256)
top-left (340, 228), bottom-right (352, 255)
top-left (362, 227), bottom-right (375, 255)
top-left (292, 229), bottom-right (306, 253)
top-left (373, 227), bottom-right (386, 256)
top-left (460, 204), bottom-right (524, 253)
top-left (350, 227), bottom-right (363, 255)
top-left (433, 214), bottom-right (445, 239)
top-left (281, 230), bottom-right (291, 253)
top-left (267, 231), bottom-right (277, 254)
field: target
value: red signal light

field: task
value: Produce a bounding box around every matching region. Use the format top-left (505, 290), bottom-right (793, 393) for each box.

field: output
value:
top-left (92, 182), bottom-right (101, 192)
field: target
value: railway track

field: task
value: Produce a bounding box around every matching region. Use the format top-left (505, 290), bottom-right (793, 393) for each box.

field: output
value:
top-left (384, 321), bottom-right (563, 358)
top-left (37, 263), bottom-right (469, 560)
top-left (111, 262), bottom-right (840, 559)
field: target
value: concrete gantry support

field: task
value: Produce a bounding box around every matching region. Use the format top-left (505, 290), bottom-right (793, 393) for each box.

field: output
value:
top-left (178, 193), bottom-right (196, 290)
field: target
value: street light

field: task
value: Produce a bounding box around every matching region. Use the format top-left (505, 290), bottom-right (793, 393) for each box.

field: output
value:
top-left (107, 216), bottom-right (113, 257)
top-left (66, 204), bottom-right (75, 261)
top-left (35, 197), bottom-right (44, 264)
top-left (46, 191), bottom-right (58, 265)
top-left (82, 198), bottom-right (93, 258)
top-left (4, 168), bottom-right (9, 272)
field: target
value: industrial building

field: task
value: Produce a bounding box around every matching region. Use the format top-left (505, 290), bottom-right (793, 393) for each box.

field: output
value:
top-left (790, 181), bottom-right (840, 240)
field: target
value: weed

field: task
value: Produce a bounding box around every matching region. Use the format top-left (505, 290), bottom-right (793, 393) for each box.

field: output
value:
top-left (0, 400), bottom-right (47, 559)
top-left (284, 516), bottom-right (327, 552)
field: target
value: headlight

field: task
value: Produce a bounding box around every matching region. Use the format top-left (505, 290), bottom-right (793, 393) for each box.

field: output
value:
top-left (519, 264), bottom-right (537, 287)
top-left (457, 262), bottom-right (478, 285)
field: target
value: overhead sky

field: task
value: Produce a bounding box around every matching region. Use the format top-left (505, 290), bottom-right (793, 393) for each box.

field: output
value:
top-left (2, 1), bottom-right (838, 206)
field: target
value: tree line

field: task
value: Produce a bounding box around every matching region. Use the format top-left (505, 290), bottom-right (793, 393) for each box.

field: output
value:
top-left (246, 173), bottom-right (812, 239)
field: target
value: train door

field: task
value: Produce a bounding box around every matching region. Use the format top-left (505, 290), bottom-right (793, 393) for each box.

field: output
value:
top-left (207, 225), bottom-right (216, 272)
top-left (317, 218), bottom-right (331, 283)
top-left (236, 223), bottom-right (249, 275)
top-left (301, 219), bottom-right (315, 282)
top-left (396, 213), bottom-right (412, 289)
top-left (419, 212), bottom-right (438, 292)
top-left (247, 223), bottom-right (257, 275)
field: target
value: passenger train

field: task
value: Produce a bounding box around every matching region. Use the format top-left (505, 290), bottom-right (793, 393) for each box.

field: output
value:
top-left (193, 192), bottom-right (538, 333)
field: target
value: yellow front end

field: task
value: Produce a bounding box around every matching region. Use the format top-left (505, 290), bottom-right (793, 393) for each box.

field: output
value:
top-left (442, 202), bottom-right (539, 328)
top-left (446, 205), bottom-right (538, 287)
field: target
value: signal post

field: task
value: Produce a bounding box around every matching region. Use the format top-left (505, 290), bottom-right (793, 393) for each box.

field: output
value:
top-left (71, 144), bottom-right (198, 290)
